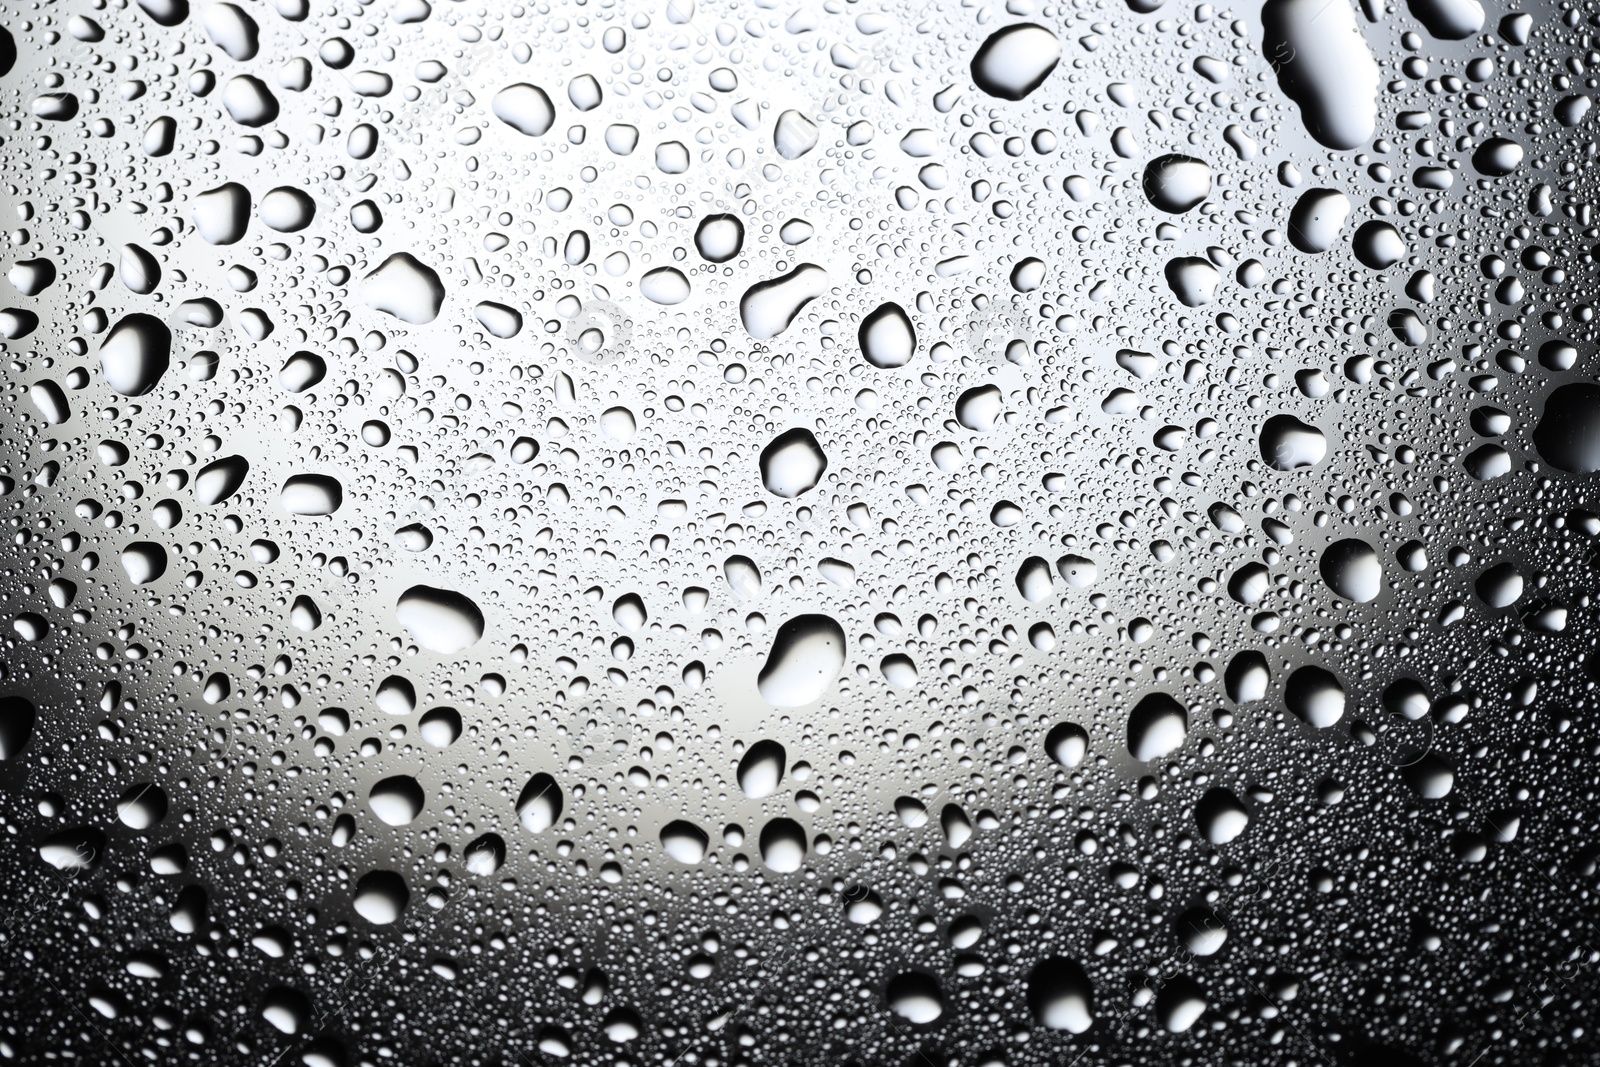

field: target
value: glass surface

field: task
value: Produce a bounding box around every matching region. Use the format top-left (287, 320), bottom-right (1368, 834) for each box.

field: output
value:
top-left (0, 0), bottom-right (1596, 1064)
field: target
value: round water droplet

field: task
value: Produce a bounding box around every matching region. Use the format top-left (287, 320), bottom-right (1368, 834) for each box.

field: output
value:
top-left (120, 541), bottom-right (168, 585)
top-left (418, 706), bottom-right (462, 747)
top-left (758, 816), bottom-right (808, 872)
top-left (1287, 189), bottom-right (1351, 253)
top-left (100, 314), bottom-right (171, 396)
top-left (1045, 722), bottom-right (1088, 767)
top-left (641, 267), bottom-right (690, 305)
top-left (858, 301), bottom-right (916, 368)
top-left (1259, 414), bottom-right (1327, 469)
top-left (1284, 665), bottom-right (1345, 727)
top-left (259, 187), bottom-right (315, 231)
top-left (368, 775), bottom-right (424, 826)
top-left (1352, 220), bottom-right (1406, 269)
top-left (884, 971), bottom-right (944, 1024)
top-left (758, 428), bottom-right (827, 498)
top-left (1195, 787), bottom-right (1249, 844)
top-left (1225, 651), bottom-right (1271, 703)
top-left (279, 474), bottom-right (343, 516)
top-left (352, 870), bottom-right (408, 925)
top-left (1127, 692), bottom-right (1188, 761)
top-left (463, 833), bottom-right (506, 876)
top-left (1320, 539), bottom-right (1383, 602)
top-left (1143, 154), bottom-right (1213, 213)
top-left (517, 773), bottom-right (563, 833)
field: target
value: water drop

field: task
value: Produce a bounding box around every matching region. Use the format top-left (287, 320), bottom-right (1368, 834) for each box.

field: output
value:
top-left (352, 870), bottom-right (408, 925)
top-left (758, 614), bottom-right (845, 706)
top-left (360, 253), bottom-right (445, 324)
top-left (396, 585), bottom-right (485, 653)
top-left (279, 474), bottom-right (343, 516)
top-left (758, 817), bottom-right (808, 872)
top-left (1320, 539), bottom-right (1383, 602)
top-left (1143, 154), bottom-right (1213, 213)
top-left (737, 739), bottom-right (786, 798)
top-left (517, 773), bottom-right (563, 833)
top-left (660, 820), bottom-right (710, 863)
top-left (858, 302), bottom-right (916, 369)
top-left (758, 428), bottom-right (827, 498)
top-left (368, 775), bottom-right (424, 826)
top-left (493, 83), bottom-right (555, 136)
top-left (100, 314), bottom-right (171, 396)
top-left (1127, 692), bottom-right (1188, 761)
top-left (971, 24), bottom-right (1061, 100)
top-left (1027, 957), bottom-right (1094, 1033)
top-left (1284, 665), bottom-right (1345, 727)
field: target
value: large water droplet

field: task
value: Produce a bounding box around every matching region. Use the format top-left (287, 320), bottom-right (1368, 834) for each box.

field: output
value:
top-left (396, 585), bottom-right (485, 654)
top-left (120, 541), bottom-right (168, 585)
top-left (758, 428), bottom-right (827, 498)
top-left (1045, 722), bottom-right (1088, 767)
top-left (195, 455), bottom-right (249, 505)
top-left (758, 614), bottom-right (846, 706)
top-left (1259, 414), bottom-right (1327, 469)
top-left (492, 82), bottom-right (555, 136)
top-left (641, 267), bottom-right (690, 305)
top-left (1262, 0), bottom-right (1379, 150)
top-left (1127, 692), bottom-right (1188, 761)
top-left (1407, 0), bottom-right (1483, 39)
top-left (740, 264), bottom-right (828, 340)
top-left (1195, 787), bottom-right (1250, 844)
top-left (758, 816), bottom-right (808, 872)
top-left (773, 109), bottom-right (819, 159)
top-left (884, 971), bottom-right (944, 1024)
top-left (1287, 188), bottom-right (1351, 253)
top-left (1284, 665), bottom-right (1345, 727)
top-left (955, 384), bottom-right (1004, 432)
top-left (1027, 957), bottom-right (1094, 1033)
top-left (117, 783), bottom-right (168, 829)
top-left (858, 301), bottom-right (916, 368)
top-left (360, 253), bottom-right (445, 324)
top-left (279, 474), bottom-right (343, 516)
top-left (660, 820), bottom-right (709, 864)
top-left (695, 214), bottom-right (744, 262)
top-left (352, 870), bottom-right (408, 925)
top-left (1155, 976), bottom-right (1208, 1032)
top-left (100, 314), bottom-right (171, 396)
top-left (192, 182), bottom-right (251, 244)
top-left (971, 24), bottom-right (1061, 100)
top-left (1143, 154), bottom-right (1213, 213)
top-left (368, 775), bottom-right (424, 826)
top-left (1320, 539), bottom-right (1383, 603)
top-left (1164, 256), bottom-right (1220, 306)
top-left (736, 739), bottom-right (786, 798)
top-left (517, 773), bottom-right (563, 833)
top-left (259, 186), bottom-right (316, 232)
top-left (1225, 650), bottom-right (1271, 703)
